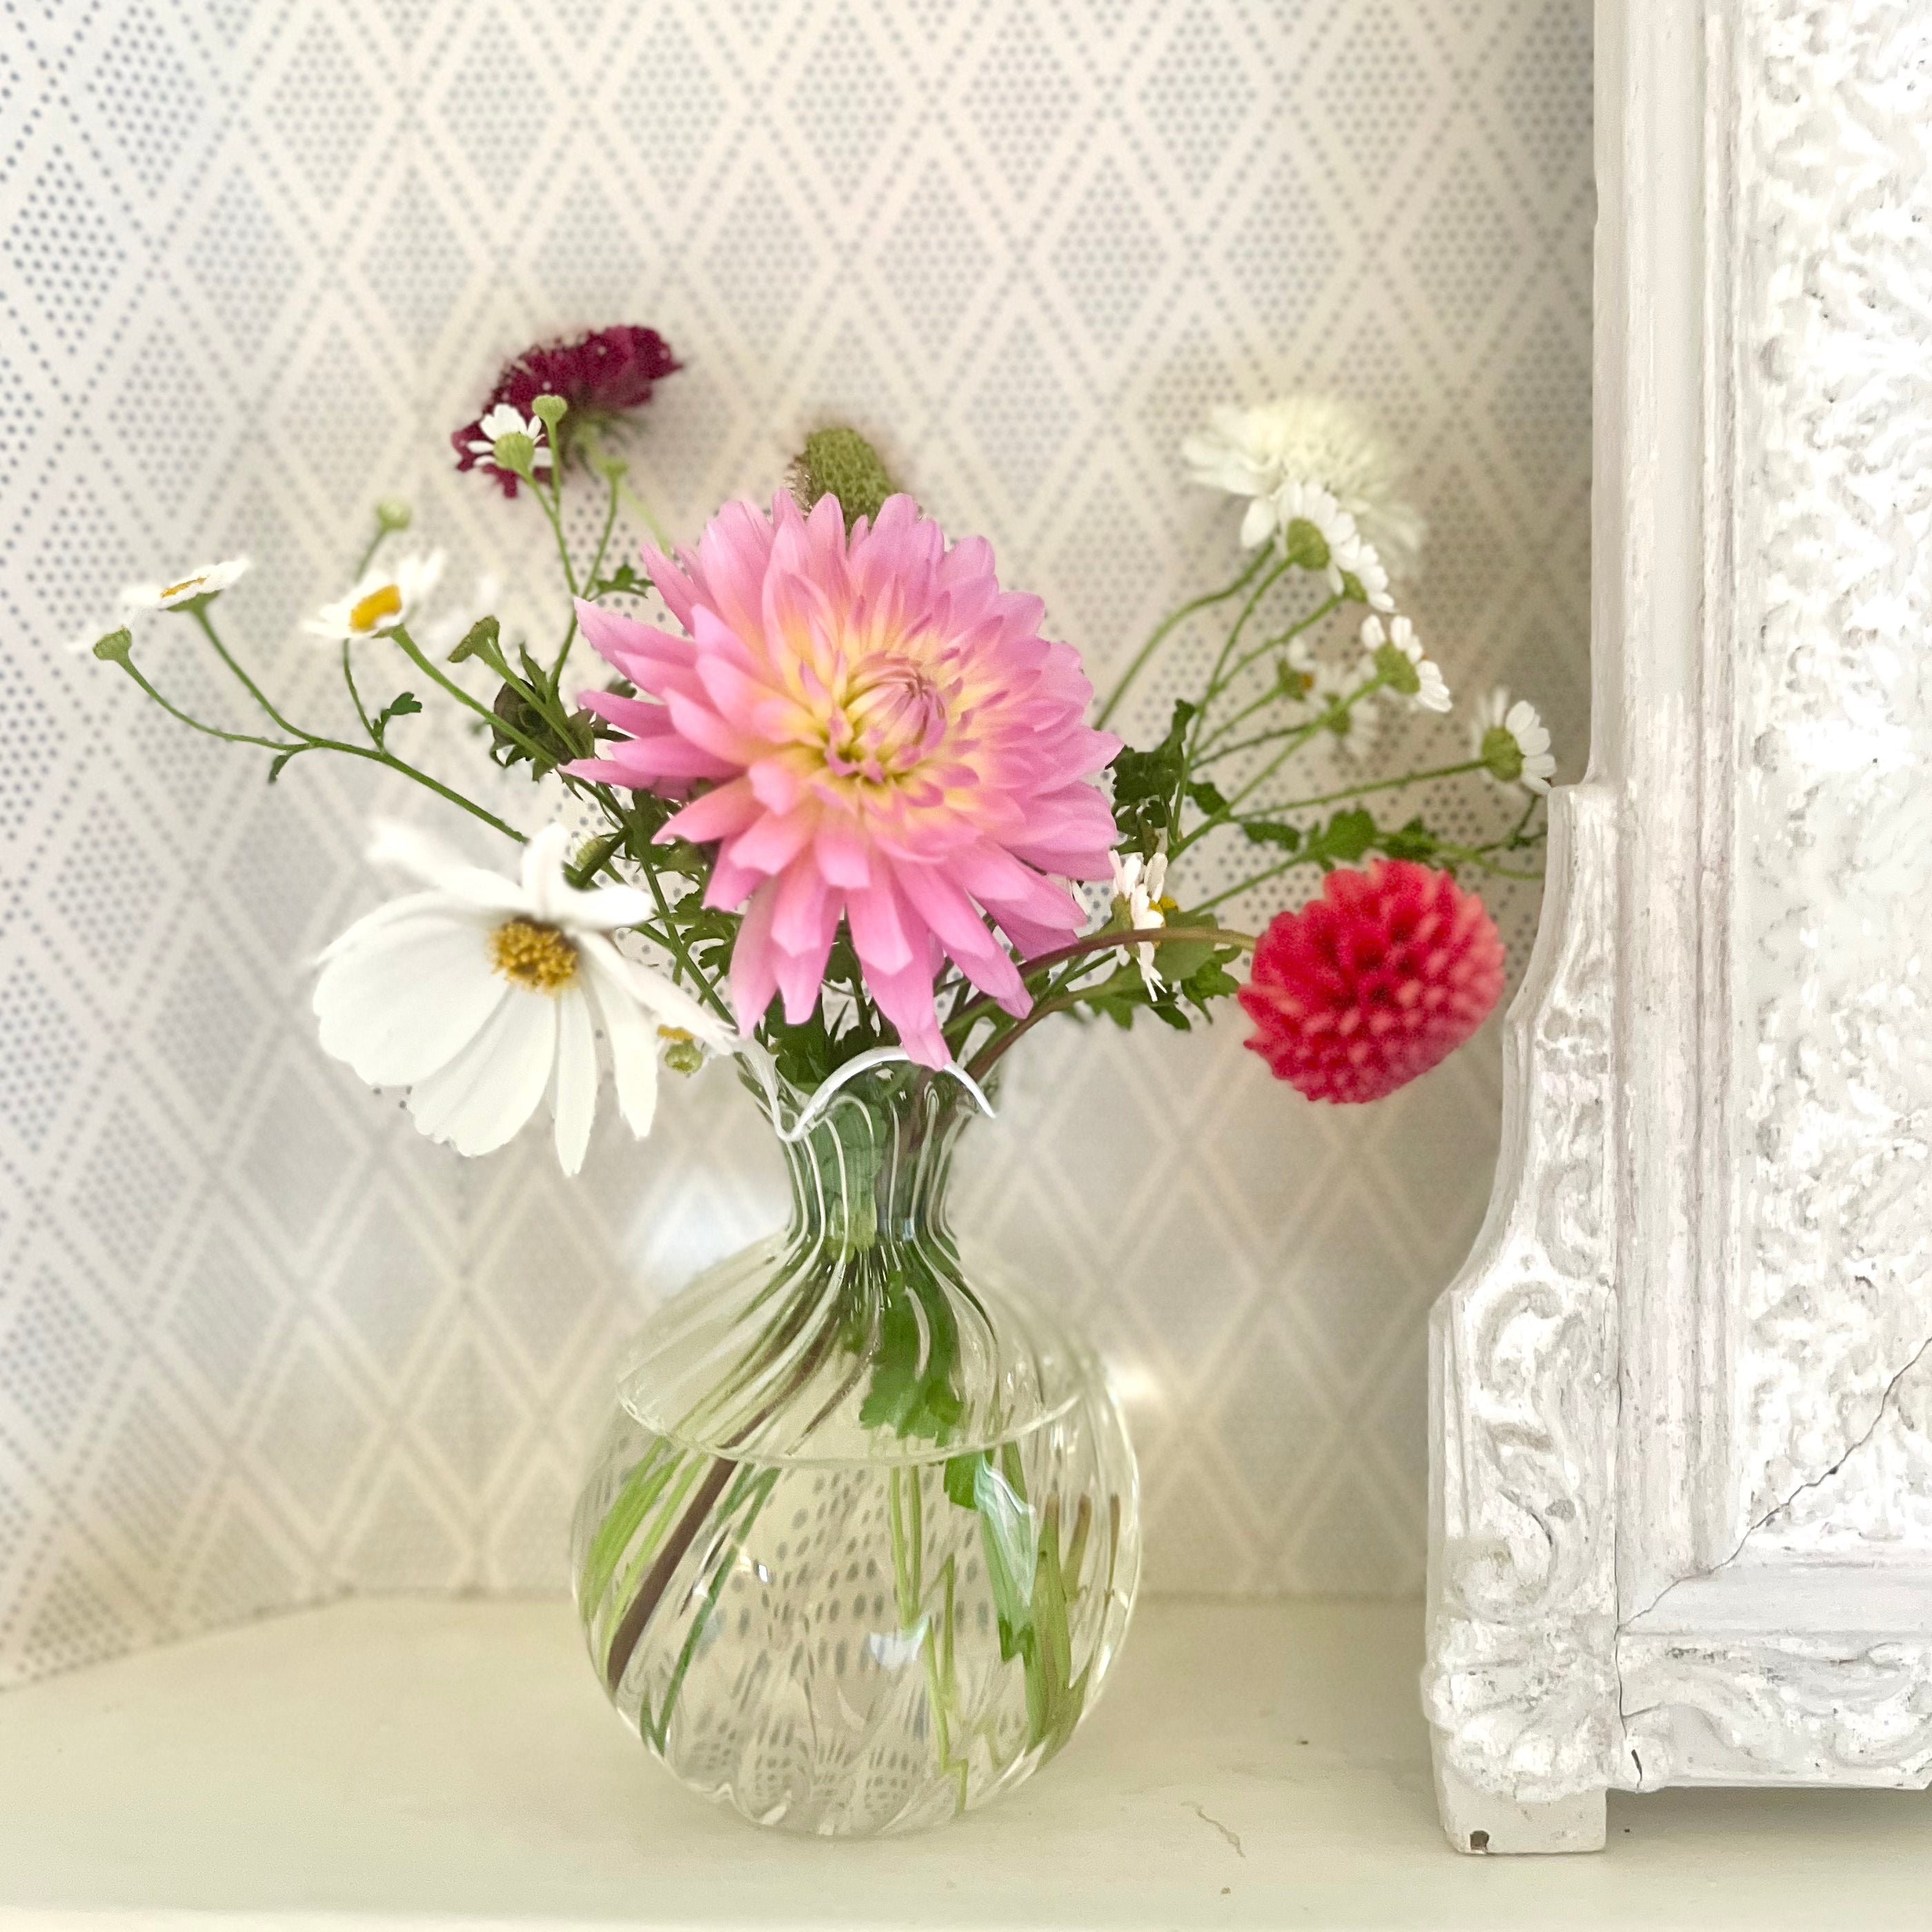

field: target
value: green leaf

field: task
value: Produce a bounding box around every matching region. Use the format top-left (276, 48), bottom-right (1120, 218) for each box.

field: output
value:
top-left (943, 1451), bottom-right (985, 1511)
top-left (1242, 819), bottom-right (1302, 851)
top-left (588, 562), bottom-right (651, 600)
top-left (370, 689), bottom-right (421, 746)
top-left (1379, 816), bottom-right (1441, 862)
top-left (1308, 807), bottom-right (1377, 869)
top-left (1183, 778), bottom-right (1228, 816)
top-left (1181, 958), bottom-right (1241, 1005)
top-left (266, 747), bottom-right (302, 784)
top-left (1108, 698), bottom-right (1194, 845)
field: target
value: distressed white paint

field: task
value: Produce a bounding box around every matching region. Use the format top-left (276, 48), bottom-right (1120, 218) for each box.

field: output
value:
top-left (1425, 0), bottom-right (1932, 1853)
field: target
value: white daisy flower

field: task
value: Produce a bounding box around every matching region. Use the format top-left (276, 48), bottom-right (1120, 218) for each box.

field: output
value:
top-left (1111, 849), bottom-right (1172, 989)
top-left (469, 403), bottom-right (553, 473)
top-left (1470, 687), bottom-right (1555, 794)
top-left (305, 551), bottom-right (446, 642)
top-left (1182, 395), bottom-right (1424, 579)
top-left (313, 822), bottom-right (736, 1174)
top-left (122, 558), bottom-right (250, 611)
top-left (1328, 528), bottom-right (1395, 613)
top-left (1361, 614), bottom-right (1451, 715)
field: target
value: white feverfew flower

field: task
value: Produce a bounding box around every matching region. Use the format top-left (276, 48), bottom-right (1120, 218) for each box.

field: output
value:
top-left (123, 558), bottom-right (250, 611)
top-left (313, 822), bottom-right (736, 1175)
top-left (469, 403), bottom-right (553, 473)
top-left (1110, 849), bottom-right (1172, 989)
top-left (305, 551), bottom-right (446, 642)
top-left (1470, 687), bottom-right (1555, 794)
top-left (1361, 614), bottom-right (1451, 715)
top-left (1182, 395), bottom-right (1424, 579)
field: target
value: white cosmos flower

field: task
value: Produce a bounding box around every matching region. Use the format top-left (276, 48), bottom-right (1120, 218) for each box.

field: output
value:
top-left (1361, 614), bottom-right (1451, 714)
top-left (1470, 687), bottom-right (1556, 794)
top-left (123, 558), bottom-right (250, 611)
top-left (1182, 396), bottom-right (1424, 580)
top-left (313, 822), bottom-right (736, 1175)
top-left (305, 551), bottom-right (446, 642)
top-left (1111, 849), bottom-right (1171, 989)
top-left (469, 403), bottom-right (553, 473)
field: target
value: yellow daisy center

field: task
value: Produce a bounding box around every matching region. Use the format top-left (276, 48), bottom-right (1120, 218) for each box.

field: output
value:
top-left (160, 573), bottom-right (209, 600)
top-left (350, 582), bottom-right (403, 632)
top-left (491, 918), bottom-right (578, 992)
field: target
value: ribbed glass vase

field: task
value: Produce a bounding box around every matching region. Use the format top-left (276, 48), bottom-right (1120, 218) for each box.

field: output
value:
top-left (570, 1055), bottom-right (1140, 1835)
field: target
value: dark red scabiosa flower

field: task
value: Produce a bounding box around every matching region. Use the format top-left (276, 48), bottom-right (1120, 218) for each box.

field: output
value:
top-left (1238, 858), bottom-right (1505, 1103)
top-left (452, 325), bottom-right (681, 496)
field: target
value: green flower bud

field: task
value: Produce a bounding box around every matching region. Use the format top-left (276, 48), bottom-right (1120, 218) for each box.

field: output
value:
top-left (491, 429), bottom-right (538, 481)
top-left (791, 426), bottom-right (898, 536)
top-left (375, 495), bottom-right (413, 531)
top-left (531, 393), bottom-right (569, 435)
top-left (1480, 723), bottom-right (1526, 784)
top-left (1374, 640), bottom-right (1420, 696)
top-left (92, 627), bottom-right (133, 662)
top-left (1283, 517), bottom-right (1331, 572)
top-left (660, 1031), bottom-right (705, 1076)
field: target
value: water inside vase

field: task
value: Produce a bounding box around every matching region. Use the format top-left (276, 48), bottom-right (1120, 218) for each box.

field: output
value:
top-left (569, 1060), bottom-right (1141, 1835)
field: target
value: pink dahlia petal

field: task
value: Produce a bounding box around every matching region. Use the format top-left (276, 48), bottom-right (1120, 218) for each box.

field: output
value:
top-left (577, 491), bottom-right (1117, 1061)
top-left (1238, 859), bottom-right (1505, 1104)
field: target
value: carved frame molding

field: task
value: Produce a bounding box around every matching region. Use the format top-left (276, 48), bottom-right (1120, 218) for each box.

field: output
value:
top-left (1423, 0), bottom-right (1932, 1853)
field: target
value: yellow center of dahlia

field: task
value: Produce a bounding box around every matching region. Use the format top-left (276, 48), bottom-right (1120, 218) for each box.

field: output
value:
top-left (824, 655), bottom-right (947, 782)
top-left (350, 582), bottom-right (404, 632)
top-left (491, 918), bottom-right (578, 992)
top-left (161, 574), bottom-right (209, 600)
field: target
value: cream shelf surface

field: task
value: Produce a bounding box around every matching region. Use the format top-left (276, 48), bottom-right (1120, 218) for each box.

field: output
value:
top-left (2, 1598), bottom-right (1928, 1929)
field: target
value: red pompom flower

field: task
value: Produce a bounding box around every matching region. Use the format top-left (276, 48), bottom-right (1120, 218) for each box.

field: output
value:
top-left (1238, 859), bottom-right (1505, 1103)
top-left (453, 325), bottom-right (680, 495)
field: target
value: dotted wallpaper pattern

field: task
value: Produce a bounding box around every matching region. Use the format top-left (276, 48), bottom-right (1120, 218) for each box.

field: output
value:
top-left (0, 0), bottom-right (1592, 1684)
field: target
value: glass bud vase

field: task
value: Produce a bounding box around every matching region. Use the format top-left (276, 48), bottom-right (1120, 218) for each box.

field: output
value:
top-left (570, 1056), bottom-right (1141, 1836)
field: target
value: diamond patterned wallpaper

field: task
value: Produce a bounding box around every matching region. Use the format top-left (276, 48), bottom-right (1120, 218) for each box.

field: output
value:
top-left (0, 0), bottom-right (1592, 1683)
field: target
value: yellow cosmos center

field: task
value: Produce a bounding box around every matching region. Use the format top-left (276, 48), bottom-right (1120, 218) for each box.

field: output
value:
top-left (491, 918), bottom-right (578, 992)
top-left (350, 582), bottom-right (403, 632)
top-left (161, 574), bottom-right (210, 600)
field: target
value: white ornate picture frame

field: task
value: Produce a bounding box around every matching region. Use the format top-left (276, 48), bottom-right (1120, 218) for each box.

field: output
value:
top-left (1425, 0), bottom-right (1932, 1853)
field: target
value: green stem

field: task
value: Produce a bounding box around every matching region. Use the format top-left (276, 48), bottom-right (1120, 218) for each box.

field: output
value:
top-left (1234, 757), bottom-right (1489, 822)
top-left (341, 640), bottom-right (377, 740)
top-left (191, 607), bottom-right (306, 738)
top-left (639, 859), bottom-right (738, 1029)
top-left (551, 467), bottom-right (623, 702)
top-left (1194, 593), bottom-right (1346, 753)
top-left (1096, 549), bottom-right (1268, 727)
top-left (108, 658), bottom-right (294, 752)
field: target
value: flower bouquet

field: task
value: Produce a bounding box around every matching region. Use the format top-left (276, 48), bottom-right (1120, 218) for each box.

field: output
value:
top-left (86, 327), bottom-right (1552, 1836)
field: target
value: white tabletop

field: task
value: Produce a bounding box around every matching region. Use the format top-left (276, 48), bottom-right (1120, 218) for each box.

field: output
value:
top-left (0, 1595), bottom-right (1926, 1929)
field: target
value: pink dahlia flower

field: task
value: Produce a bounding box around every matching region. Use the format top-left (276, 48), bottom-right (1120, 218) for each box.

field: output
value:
top-left (453, 325), bottom-right (680, 497)
top-left (1238, 859), bottom-right (1505, 1103)
top-left (566, 492), bottom-right (1121, 1065)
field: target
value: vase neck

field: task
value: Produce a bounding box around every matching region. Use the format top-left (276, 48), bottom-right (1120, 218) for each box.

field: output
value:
top-left (771, 1065), bottom-right (979, 1253)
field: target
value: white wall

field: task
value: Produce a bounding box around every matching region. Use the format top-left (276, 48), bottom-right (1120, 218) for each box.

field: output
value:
top-left (0, 0), bottom-right (1591, 1682)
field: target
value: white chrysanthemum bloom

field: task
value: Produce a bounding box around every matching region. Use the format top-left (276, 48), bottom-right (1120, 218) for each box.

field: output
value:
top-left (1470, 687), bottom-right (1556, 794)
top-left (1361, 614), bottom-right (1451, 715)
top-left (1183, 396), bottom-right (1424, 578)
top-left (469, 403), bottom-right (553, 473)
top-left (1111, 849), bottom-right (1171, 989)
top-left (313, 822), bottom-right (736, 1174)
top-left (123, 558), bottom-right (250, 611)
top-left (305, 551), bottom-right (446, 642)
